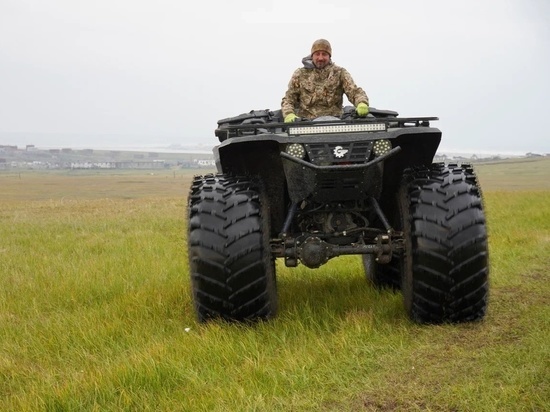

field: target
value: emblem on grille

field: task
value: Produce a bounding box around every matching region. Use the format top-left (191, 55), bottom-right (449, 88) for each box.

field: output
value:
top-left (333, 146), bottom-right (349, 158)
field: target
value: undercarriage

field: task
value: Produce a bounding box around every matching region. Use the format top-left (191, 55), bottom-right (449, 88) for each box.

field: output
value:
top-left (271, 198), bottom-right (400, 268)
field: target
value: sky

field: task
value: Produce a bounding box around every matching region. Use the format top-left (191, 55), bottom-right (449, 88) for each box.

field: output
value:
top-left (1, 0), bottom-right (549, 154)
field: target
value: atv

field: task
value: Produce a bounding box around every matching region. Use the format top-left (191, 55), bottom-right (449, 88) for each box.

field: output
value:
top-left (187, 107), bottom-right (489, 324)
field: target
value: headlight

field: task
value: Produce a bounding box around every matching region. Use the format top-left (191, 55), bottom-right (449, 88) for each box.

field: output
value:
top-left (372, 139), bottom-right (392, 157)
top-left (286, 143), bottom-right (306, 159)
top-left (288, 123), bottom-right (386, 135)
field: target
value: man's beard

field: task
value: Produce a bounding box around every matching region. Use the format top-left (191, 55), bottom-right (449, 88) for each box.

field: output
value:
top-left (314, 61), bottom-right (329, 69)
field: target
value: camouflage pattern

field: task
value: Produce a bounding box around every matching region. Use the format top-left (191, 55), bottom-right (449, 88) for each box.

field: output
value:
top-left (281, 60), bottom-right (369, 119)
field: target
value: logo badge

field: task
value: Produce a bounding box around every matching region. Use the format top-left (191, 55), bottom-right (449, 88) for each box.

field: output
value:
top-left (333, 146), bottom-right (348, 158)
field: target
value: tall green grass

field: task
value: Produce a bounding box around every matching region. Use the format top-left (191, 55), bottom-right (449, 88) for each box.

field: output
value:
top-left (0, 166), bottom-right (548, 411)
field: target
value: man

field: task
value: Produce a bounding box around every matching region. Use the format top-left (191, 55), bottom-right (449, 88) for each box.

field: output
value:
top-left (281, 39), bottom-right (369, 123)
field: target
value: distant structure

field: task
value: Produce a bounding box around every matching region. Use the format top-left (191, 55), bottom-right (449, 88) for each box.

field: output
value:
top-left (0, 145), bottom-right (217, 170)
top-left (70, 161), bottom-right (167, 169)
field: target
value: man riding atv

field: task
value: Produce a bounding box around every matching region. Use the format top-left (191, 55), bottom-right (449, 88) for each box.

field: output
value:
top-left (281, 38), bottom-right (370, 122)
top-left (187, 39), bottom-right (489, 326)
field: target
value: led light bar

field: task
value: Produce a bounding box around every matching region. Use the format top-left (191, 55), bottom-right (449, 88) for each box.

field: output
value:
top-left (288, 123), bottom-right (386, 135)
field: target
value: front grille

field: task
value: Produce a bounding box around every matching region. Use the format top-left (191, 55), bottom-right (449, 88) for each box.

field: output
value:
top-left (318, 175), bottom-right (362, 190)
top-left (305, 141), bottom-right (372, 165)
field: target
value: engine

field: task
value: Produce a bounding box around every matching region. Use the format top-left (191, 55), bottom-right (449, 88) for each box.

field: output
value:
top-left (296, 200), bottom-right (369, 242)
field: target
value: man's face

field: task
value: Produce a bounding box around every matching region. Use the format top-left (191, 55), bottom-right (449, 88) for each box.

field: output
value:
top-left (312, 51), bottom-right (330, 69)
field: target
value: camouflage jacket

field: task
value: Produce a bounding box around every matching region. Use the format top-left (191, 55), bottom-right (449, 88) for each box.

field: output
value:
top-left (281, 57), bottom-right (369, 119)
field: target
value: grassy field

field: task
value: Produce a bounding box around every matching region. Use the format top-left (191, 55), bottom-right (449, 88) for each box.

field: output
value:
top-left (1, 159), bottom-right (549, 411)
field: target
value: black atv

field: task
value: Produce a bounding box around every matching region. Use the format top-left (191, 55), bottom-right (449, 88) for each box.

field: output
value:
top-left (187, 107), bottom-right (489, 324)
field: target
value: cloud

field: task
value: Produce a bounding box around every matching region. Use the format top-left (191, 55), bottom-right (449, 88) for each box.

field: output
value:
top-left (0, 0), bottom-right (548, 153)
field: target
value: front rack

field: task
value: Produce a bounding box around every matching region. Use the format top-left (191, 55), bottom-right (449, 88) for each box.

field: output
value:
top-left (215, 116), bottom-right (439, 140)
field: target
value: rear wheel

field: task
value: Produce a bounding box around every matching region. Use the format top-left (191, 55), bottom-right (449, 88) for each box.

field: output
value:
top-left (399, 163), bottom-right (489, 324)
top-left (187, 174), bottom-right (277, 322)
top-left (363, 254), bottom-right (401, 290)
top-left (364, 195), bottom-right (402, 290)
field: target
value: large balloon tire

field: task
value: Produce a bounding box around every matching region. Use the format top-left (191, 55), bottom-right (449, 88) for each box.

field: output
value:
top-left (399, 163), bottom-right (489, 324)
top-left (188, 174), bottom-right (277, 322)
top-left (363, 254), bottom-right (401, 290)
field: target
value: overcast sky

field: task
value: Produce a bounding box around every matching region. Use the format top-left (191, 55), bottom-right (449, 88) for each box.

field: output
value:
top-left (1, 0), bottom-right (549, 154)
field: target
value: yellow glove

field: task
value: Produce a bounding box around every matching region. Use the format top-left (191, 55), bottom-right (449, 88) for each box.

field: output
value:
top-left (284, 113), bottom-right (298, 123)
top-left (356, 102), bottom-right (369, 117)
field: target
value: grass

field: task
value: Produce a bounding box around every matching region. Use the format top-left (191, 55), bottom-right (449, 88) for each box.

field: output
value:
top-left (474, 156), bottom-right (550, 191)
top-left (0, 160), bottom-right (549, 411)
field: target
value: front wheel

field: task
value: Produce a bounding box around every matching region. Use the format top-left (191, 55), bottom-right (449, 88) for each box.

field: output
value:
top-left (399, 163), bottom-right (489, 324)
top-left (187, 174), bottom-right (277, 322)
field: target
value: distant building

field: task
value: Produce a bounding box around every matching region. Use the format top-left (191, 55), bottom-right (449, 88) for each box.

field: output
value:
top-left (196, 159), bottom-right (216, 167)
top-left (70, 161), bottom-right (166, 170)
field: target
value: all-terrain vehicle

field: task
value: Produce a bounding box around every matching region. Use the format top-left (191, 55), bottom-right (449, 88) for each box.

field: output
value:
top-left (187, 107), bottom-right (489, 324)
